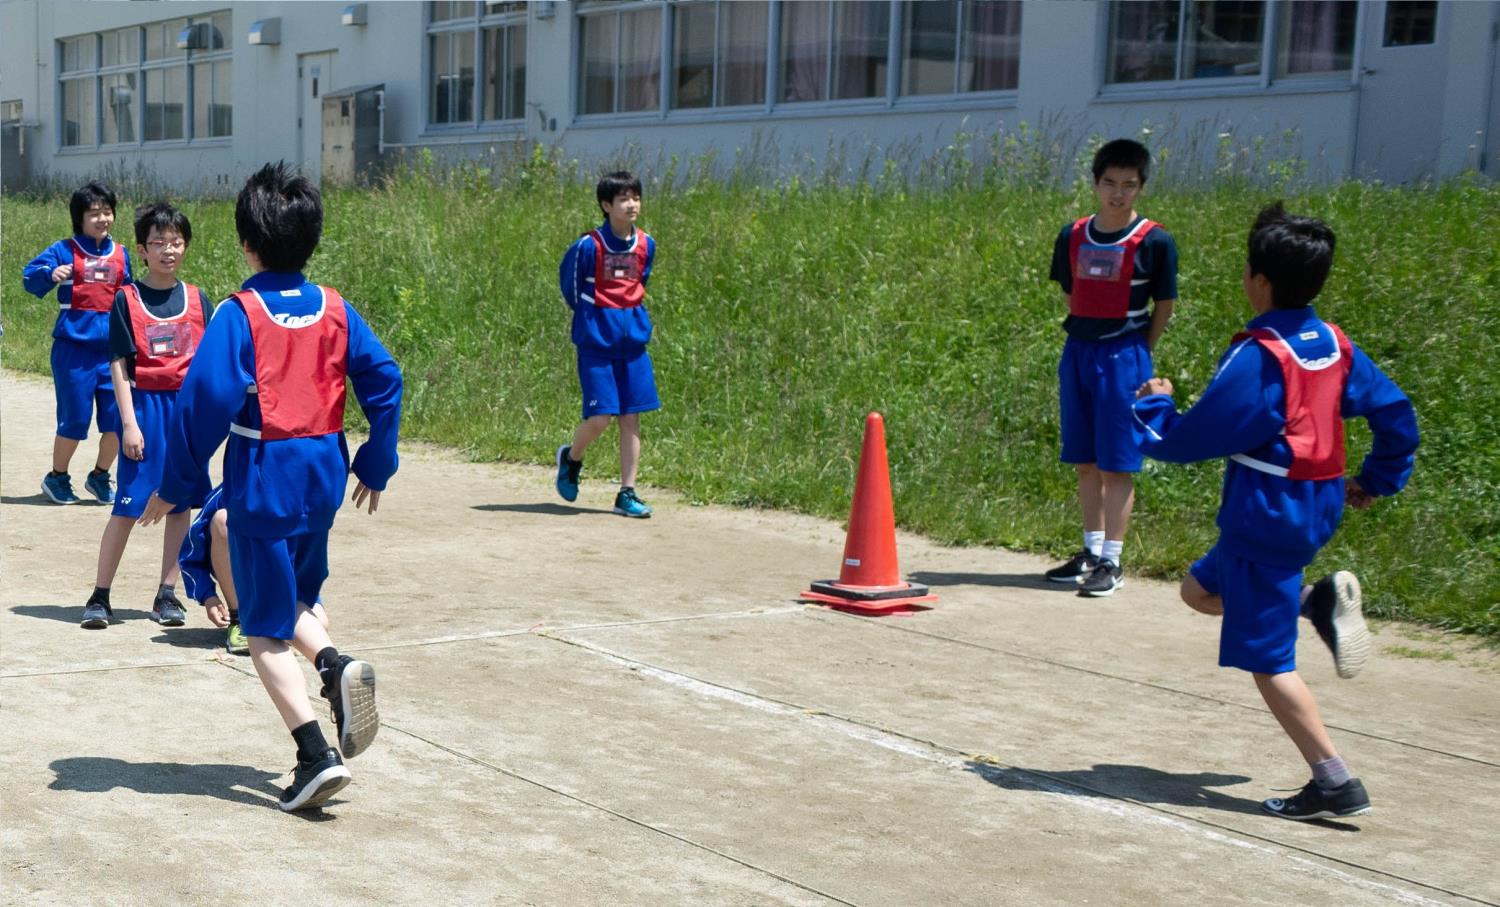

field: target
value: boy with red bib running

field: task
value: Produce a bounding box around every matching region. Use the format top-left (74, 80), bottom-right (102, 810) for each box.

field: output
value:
top-left (1132, 203), bottom-right (1418, 820)
top-left (1045, 140), bottom-right (1179, 596)
top-left (554, 171), bottom-right (659, 518)
top-left (81, 203), bottom-right (213, 629)
top-left (141, 163), bottom-right (403, 812)
top-left (22, 181), bottom-right (132, 505)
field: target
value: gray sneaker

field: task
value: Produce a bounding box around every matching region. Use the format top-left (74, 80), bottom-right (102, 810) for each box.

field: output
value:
top-left (81, 598), bottom-right (112, 629)
top-left (151, 591), bottom-right (187, 627)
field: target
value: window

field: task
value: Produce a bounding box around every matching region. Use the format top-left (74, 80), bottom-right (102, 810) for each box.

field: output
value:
top-left (1383, 1), bottom-right (1436, 47)
top-left (901, 1), bottom-right (1020, 95)
top-left (1, 100), bottom-right (20, 125)
top-left (60, 12), bottom-right (229, 149)
top-left (579, 4), bottom-right (662, 115)
top-left (1277, 1), bottom-right (1356, 75)
top-left (781, 0), bottom-right (890, 102)
top-left (672, 1), bottom-right (768, 109)
top-left (428, 2), bottom-right (527, 125)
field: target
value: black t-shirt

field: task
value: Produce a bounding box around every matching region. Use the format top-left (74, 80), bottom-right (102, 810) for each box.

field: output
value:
top-left (109, 281), bottom-right (215, 381)
top-left (1049, 215), bottom-right (1179, 341)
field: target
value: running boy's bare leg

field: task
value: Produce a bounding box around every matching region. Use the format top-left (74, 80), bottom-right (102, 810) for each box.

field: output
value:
top-left (1100, 470), bottom-right (1135, 541)
top-left (1254, 671), bottom-right (1339, 765)
top-left (209, 510), bottom-right (240, 611)
top-left (94, 432), bottom-right (119, 471)
top-left (94, 516), bottom-right (135, 587)
top-left (1075, 463), bottom-right (1104, 533)
top-left (568, 414), bottom-right (613, 459)
top-left (52, 436), bottom-right (80, 474)
top-left (618, 412), bottom-right (641, 488)
top-left (159, 511), bottom-right (189, 585)
top-left (1180, 575), bottom-right (1223, 615)
top-left (248, 609), bottom-right (336, 731)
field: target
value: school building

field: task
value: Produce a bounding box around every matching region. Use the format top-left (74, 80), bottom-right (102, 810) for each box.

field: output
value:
top-left (2, 0), bottom-right (1498, 192)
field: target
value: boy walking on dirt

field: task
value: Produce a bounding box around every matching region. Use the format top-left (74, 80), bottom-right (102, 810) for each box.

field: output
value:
top-left (553, 171), bottom-right (659, 518)
top-left (1132, 202), bottom-right (1417, 819)
top-left (141, 162), bottom-right (403, 811)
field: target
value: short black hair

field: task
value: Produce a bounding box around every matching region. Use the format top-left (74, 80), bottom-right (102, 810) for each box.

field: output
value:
top-left (235, 162), bottom-right (322, 273)
top-left (1247, 201), bottom-right (1336, 310)
top-left (69, 181), bottom-right (117, 234)
top-left (596, 170), bottom-right (642, 216)
top-left (133, 202), bottom-right (192, 248)
top-left (1092, 139), bottom-right (1152, 185)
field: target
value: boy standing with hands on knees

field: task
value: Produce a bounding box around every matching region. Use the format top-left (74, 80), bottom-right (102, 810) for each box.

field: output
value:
top-left (83, 203), bottom-right (213, 629)
top-left (554, 171), bottom-right (659, 518)
top-left (1133, 203), bottom-right (1417, 819)
top-left (142, 163), bottom-right (403, 811)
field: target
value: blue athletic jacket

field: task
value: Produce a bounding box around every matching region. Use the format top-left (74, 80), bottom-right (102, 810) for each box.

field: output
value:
top-left (157, 272), bottom-right (403, 538)
top-left (1133, 307), bottom-right (1418, 568)
top-left (558, 222), bottom-right (655, 358)
top-left (22, 235), bottom-right (134, 348)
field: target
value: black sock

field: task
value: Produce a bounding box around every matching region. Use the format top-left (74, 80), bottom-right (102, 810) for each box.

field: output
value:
top-left (90, 586), bottom-right (110, 604)
top-left (50, 470), bottom-right (67, 478)
top-left (157, 583), bottom-right (175, 599)
top-left (314, 646), bottom-right (341, 680)
top-left (290, 720), bottom-right (328, 762)
top-left (89, 466), bottom-right (108, 476)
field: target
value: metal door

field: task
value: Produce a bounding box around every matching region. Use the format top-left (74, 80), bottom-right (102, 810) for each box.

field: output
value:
top-left (1354, 1), bottom-right (1447, 182)
top-left (298, 52), bottom-right (336, 183)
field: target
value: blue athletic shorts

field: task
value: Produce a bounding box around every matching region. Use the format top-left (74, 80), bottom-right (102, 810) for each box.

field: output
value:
top-left (1191, 543), bottom-right (1304, 675)
top-left (112, 389), bottom-right (207, 518)
top-left (578, 349), bottom-right (660, 419)
top-left (228, 529), bottom-right (330, 641)
top-left (51, 339), bottom-right (120, 440)
top-left (1058, 333), bottom-right (1152, 473)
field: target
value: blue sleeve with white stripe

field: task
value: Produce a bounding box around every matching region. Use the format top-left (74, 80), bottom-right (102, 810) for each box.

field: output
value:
top-left (22, 240), bottom-right (70, 299)
top-left (559, 236), bottom-right (595, 311)
top-left (1134, 340), bottom-right (1285, 463)
top-left (345, 301), bottom-right (404, 492)
top-left (157, 302), bottom-right (254, 506)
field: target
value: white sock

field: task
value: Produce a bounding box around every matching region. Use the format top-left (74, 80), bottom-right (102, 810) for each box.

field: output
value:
top-left (1101, 539), bottom-right (1123, 565)
top-left (1084, 531), bottom-right (1105, 557)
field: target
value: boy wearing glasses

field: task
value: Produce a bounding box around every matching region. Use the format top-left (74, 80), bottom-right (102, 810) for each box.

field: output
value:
top-left (1044, 139), bottom-right (1180, 596)
top-left (81, 203), bottom-right (214, 629)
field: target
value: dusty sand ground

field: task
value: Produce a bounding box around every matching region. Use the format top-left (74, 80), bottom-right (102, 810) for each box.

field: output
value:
top-left (2, 368), bottom-right (1496, 906)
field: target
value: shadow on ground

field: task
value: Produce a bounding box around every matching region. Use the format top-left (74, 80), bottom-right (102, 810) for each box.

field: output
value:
top-left (11, 604), bottom-right (155, 623)
top-left (471, 502), bottom-right (611, 516)
top-left (909, 571), bottom-right (1079, 593)
top-left (966, 761), bottom-right (1270, 816)
top-left (49, 757), bottom-right (283, 807)
top-left (148, 627), bottom-right (227, 650)
top-left (2, 493), bottom-right (71, 507)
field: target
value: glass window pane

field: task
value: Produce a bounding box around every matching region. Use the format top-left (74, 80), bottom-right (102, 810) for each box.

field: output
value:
top-left (212, 11), bottom-right (232, 49)
top-left (455, 29), bottom-right (476, 120)
top-left (61, 36), bottom-right (95, 73)
top-left (782, 0), bottom-right (829, 101)
top-left (903, 1), bottom-right (957, 96)
top-left (194, 61), bottom-right (232, 138)
top-left (431, 32), bottom-right (452, 122)
top-left (962, 1), bottom-right (1021, 91)
top-left (1, 100), bottom-right (21, 124)
top-left (61, 78), bottom-right (96, 146)
top-left (718, 0), bottom-right (767, 106)
top-left (1183, 1), bottom-right (1264, 79)
top-left (146, 18), bottom-right (188, 61)
top-left (831, 1), bottom-right (889, 100)
top-left (673, 2), bottom-right (716, 109)
top-left (1384, 1), bottom-right (1436, 46)
top-left (1107, 0), bottom-right (1180, 83)
top-left (145, 66), bottom-right (186, 140)
top-left (486, 2), bottom-right (527, 15)
top-left (431, 31), bottom-right (474, 124)
top-left (619, 8), bottom-right (662, 112)
top-left (103, 73), bottom-right (137, 144)
top-left (431, 2), bottom-right (474, 22)
top-left (1277, 1), bottom-right (1356, 74)
top-left (190, 13), bottom-right (229, 50)
top-left (102, 28), bottom-right (139, 67)
top-left (580, 14), bottom-right (617, 113)
top-left (506, 25), bottom-right (526, 119)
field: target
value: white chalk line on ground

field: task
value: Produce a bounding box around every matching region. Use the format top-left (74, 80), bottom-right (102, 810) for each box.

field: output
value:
top-left (541, 628), bottom-right (1481, 907)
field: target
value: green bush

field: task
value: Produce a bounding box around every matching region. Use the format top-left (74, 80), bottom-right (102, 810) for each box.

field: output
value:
top-left (4, 151), bottom-right (1495, 636)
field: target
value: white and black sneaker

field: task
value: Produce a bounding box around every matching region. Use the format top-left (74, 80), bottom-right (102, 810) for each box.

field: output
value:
top-left (1262, 778), bottom-right (1371, 821)
top-left (1306, 571), bottom-right (1370, 679)
top-left (278, 747), bottom-right (351, 812)
top-left (1045, 549), bottom-right (1100, 583)
top-left (321, 656), bottom-right (379, 758)
top-left (1078, 559), bottom-right (1123, 597)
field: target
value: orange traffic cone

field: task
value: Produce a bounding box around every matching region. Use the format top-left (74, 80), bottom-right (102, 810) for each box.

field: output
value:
top-left (800, 412), bottom-right (937, 615)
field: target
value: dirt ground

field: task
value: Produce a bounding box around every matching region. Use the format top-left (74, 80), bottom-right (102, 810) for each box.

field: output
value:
top-left (2, 368), bottom-right (1497, 907)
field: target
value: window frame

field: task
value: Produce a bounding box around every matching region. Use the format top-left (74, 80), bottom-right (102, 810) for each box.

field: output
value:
top-left (1097, 0), bottom-right (1366, 101)
top-left (425, 1), bottom-right (530, 133)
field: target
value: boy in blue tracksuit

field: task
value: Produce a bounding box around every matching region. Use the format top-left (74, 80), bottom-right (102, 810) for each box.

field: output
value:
top-left (140, 163), bottom-right (403, 812)
top-left (553, 170), bottom-right (659, 519)
top-left (1133, 203), bottom-right (1418, 821)
top-left (180, 484), bottom-right (329, 656)
top-left (22, 181), bottom-right (132, 504)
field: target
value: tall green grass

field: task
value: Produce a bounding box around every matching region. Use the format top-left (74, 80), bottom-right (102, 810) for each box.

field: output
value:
top-left (3, 147), bottom-right (1496, 636)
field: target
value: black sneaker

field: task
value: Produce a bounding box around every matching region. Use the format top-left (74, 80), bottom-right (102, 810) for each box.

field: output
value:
top-left (320, 656), bottom-right (379, 758)
top-left (81, 594), bottom-right (113, 629)
top-left (278, 747), bottom-right (352, 812)
top-left (1305, 571), bottom-right (1369, 679)
top-left (151, 590), bottom-right (187, 627)
top-left (1078, 559), bottom-right (1123, 597)
top-left (1262, 778), bottom-right (1371, 821)
top-left (1045, 549), bottom-right (1100, 583)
